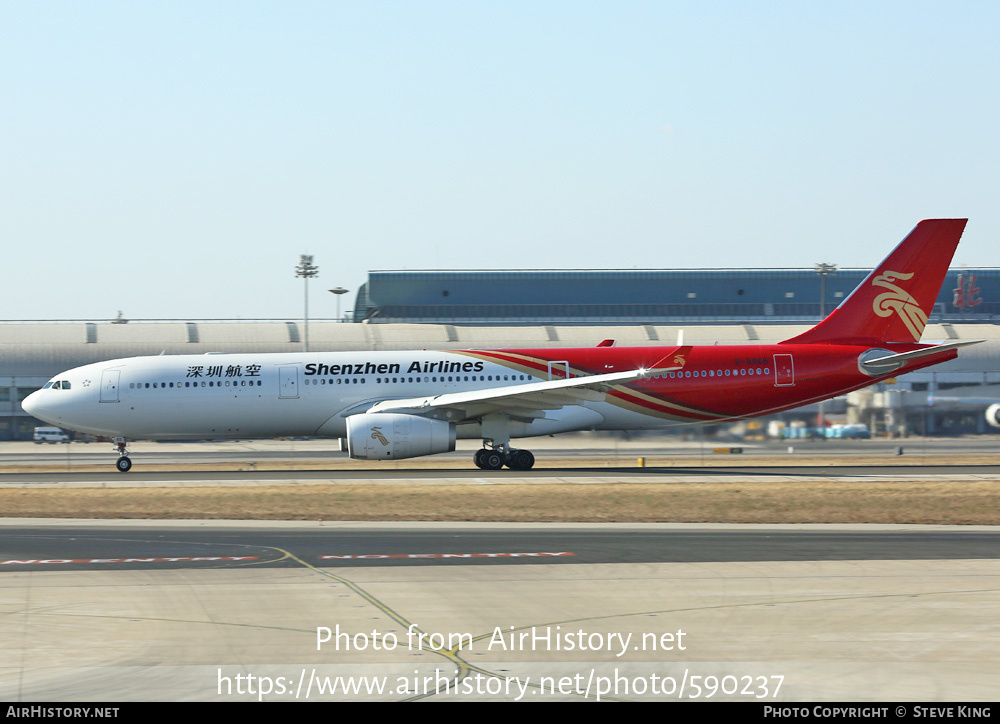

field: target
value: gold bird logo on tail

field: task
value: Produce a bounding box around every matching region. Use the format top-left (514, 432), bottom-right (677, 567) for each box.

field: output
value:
top-left (871, 270), bottom-right (927, 342)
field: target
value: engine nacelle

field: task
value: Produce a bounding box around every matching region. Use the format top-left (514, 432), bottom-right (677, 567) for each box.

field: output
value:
top-left (347, 413), bottom-right (456, 460)
top-left (986, 404), bottom-right (1000, 429)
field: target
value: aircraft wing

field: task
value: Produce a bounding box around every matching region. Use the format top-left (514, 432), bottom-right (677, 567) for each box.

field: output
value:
top-left (366, 354), bottom-right (685, 421)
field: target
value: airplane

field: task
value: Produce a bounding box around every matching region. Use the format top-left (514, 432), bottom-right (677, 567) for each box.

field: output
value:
top-left (923, 393), bottom-right (1000, 428)
top-left (22, 219), bottom-right (980, 473)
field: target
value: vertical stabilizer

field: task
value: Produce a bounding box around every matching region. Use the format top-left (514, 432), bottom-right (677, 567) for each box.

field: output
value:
top-left (782, 219), bottom-right (967, 346)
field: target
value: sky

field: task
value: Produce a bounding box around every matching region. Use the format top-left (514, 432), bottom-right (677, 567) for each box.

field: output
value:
top-left (2, 1), bottom-right (998, 321)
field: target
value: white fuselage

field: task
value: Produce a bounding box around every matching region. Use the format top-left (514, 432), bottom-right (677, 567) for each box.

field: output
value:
top-left (22, 350), bottom-right (637, 441)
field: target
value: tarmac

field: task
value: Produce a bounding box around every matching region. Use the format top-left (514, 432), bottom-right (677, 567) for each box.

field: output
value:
top-left (1, 437), bottom-right (997, 702)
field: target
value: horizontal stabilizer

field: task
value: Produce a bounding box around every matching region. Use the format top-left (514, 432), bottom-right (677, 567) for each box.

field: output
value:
top-left (860, 340), bottom-right (982, 374)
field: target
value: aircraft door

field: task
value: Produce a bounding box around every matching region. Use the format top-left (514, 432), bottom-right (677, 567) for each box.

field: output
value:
top-left (774, 354), bottom-right (795, 386)
top-left (547, 361), bottom-right (570, 380)
top-left (100, 370), bottom-right (120, 402)
top-left (279, 365), bottom-right (299, 398)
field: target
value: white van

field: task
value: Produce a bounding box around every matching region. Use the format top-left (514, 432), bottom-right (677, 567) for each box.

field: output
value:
top-left (33, 427), bottom-right (70, 443)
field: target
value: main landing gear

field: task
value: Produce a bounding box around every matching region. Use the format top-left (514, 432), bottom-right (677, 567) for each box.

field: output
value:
top-left (113, 437), bottom-right (132, 473)
top-left (473, 445), bottom-right (535, 471)
top-left (473, 413), bottom-right (535, 471)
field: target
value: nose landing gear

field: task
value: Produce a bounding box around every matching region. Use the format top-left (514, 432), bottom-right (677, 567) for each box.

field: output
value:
top-left (113, 437), bottom-right (132, 473)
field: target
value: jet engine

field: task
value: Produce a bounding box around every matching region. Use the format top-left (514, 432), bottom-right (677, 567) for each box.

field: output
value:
top-left (986, 404), bottom-right (1000, 429)
top-left (347, 413), bottom-right (456, 460)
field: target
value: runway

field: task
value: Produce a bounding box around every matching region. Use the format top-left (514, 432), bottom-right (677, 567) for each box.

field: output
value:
top-left (1, 520), bottom-right (998, 701)
top-left (2, 466), bottom-right (999, 491)
top-left (2, 523), bottom-right (1000, 569)
top-left (4, 436), bottom-right (999, 486)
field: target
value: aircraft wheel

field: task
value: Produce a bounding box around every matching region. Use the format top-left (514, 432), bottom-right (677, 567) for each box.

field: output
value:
top-left (116, 456), bottom-right (132, 473)
top-left (506, 449), bottom-right (534, 470)
top-left (482, 451), bottom-right (504, 470)
top-left (473, 449), bottom-right (489, 469)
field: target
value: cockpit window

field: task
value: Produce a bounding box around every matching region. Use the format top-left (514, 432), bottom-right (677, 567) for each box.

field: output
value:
top-left (61, 381), bottom-right (71, 389)
top-left (43, 382), bottom-right (53, 389)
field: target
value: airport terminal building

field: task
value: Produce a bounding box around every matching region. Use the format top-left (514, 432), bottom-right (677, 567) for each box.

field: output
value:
top-left (352, 267), bottom-right (1000, 325)
top-left (4, 266), bottom-right (1000, 440)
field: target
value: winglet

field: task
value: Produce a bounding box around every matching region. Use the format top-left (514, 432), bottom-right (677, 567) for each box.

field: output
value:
top-left (650, 345), bottom-right (692, 373)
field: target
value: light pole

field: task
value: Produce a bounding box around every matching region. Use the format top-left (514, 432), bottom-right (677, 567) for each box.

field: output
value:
top-left (328, 286), bottom-right (348, 322)
top-left (295, 255), bottom-right (318, 352)
top-left (813, 262), bottom-right (837, 437)
top-left (814, 262), bottom-right (837, 318)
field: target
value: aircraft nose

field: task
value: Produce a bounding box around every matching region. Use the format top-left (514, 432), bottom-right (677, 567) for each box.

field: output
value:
top-left (21, 390), bottom-right (42, 417)
top-left (22, 389), bottom-right (57, 425)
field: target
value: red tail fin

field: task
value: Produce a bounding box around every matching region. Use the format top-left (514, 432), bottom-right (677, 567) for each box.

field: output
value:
top-left (783, 219), bottom-right (967, 346)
